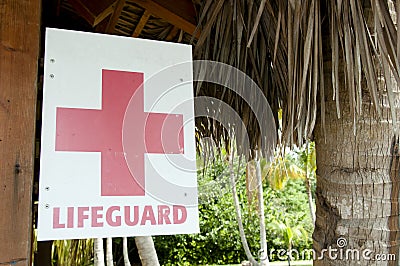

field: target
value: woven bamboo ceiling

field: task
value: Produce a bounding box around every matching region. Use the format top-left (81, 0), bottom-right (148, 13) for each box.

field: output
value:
top-left (45, 0), bottom-right (199, 43)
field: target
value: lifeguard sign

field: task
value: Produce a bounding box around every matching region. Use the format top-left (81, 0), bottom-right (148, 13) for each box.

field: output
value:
top-left (38, 28), bottom-right (199, 240)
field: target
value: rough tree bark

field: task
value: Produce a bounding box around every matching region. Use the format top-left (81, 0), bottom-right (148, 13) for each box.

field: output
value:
top-left (313, 60), bottom-right (400, 265)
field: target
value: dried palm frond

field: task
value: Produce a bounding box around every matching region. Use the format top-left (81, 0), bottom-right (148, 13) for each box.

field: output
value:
top-left (194, 0), bottom-right (285, 157)
top-left (194, 0), bottom-right (400, 151)
top-left (62, 0), bottom-right (400, 149)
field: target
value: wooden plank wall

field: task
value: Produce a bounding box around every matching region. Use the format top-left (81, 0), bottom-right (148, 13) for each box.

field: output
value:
top-left (0, 0), bottom-right (41, 264)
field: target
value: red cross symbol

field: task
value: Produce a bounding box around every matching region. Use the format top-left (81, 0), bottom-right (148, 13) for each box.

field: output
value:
top-left (55, 69), bottom-right (184, 196)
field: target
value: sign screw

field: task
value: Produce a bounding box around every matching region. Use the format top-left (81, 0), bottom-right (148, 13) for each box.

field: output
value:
top-left (45, 204), bottom-right (50, 209)
top-left (50, 58), bottom-right (55, 63)
top-left (50, 74), bottom-right (55, 79)
top-left (45, 187), bottom-right (50, 191)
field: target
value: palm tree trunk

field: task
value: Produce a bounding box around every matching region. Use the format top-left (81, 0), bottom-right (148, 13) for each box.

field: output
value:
top-left (229, 153), bottom-right (259, 265)
top-left (106, 237), bottom-right (113, 266)
top-left (313, 58), bottom-right (399, 265)
top-left (305, 141), bottom-right (316, 225)
top-left (134, 236), bottom-right (160, 266)
top-left (305, 176), bottom-right (316, 225)
top-left (287, 243), bottom-right (292, 266)
top-left (94, 238), bottom-right (105, 266)
top-left (255, 156), bottom-right (270, 266)
top-left (123, 237), bottom-right (131, 266)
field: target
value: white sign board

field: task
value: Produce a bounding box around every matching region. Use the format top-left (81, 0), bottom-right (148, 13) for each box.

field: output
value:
top-left (38, 28), bottom-right (199, 240)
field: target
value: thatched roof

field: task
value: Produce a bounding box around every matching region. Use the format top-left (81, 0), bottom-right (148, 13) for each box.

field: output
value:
top-left (45, 0), bottom-right (400, 155)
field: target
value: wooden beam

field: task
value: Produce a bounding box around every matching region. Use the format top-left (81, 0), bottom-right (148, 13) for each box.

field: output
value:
top-left (106, 0), bottom-right (126, 33)
top-left (132, 10), bottom-right (151, 37)
top-left (166, 26), bottom-right (180, 41)
top-left (0, 0), bottom-right (40, 264)
top-left (56, 0), bottom-right (62, 16)
top-left (95, 13), bottom-right (112, 33)
top-left (69, 0), bottom-right (116, 27)
top-left (68, 0), bottom-right (96, 25)
top-left (93, 2), bottom-right (115, 27)
top-left (177, 29), bottom-right (184, 43)
top-left (79, 0), bottom-right (115, 16)
top-left (130, 0), bottom-right (199, 37)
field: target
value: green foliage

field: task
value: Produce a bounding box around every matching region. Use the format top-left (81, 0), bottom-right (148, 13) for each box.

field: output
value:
top-left (269, 219), bottom-right (308, 250)
top-left (52, 239), bottom-right (94, 266)
top-left (154, 158), bottom-right (314, 265)
top-left (296, 142), bottom-right (317, 180)
top-left (264, 151), bottom-right (305, 190)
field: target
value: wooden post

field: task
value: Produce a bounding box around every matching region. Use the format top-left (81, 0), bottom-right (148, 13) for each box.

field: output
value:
top-left (0, 0), bottom-right (41, 265)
